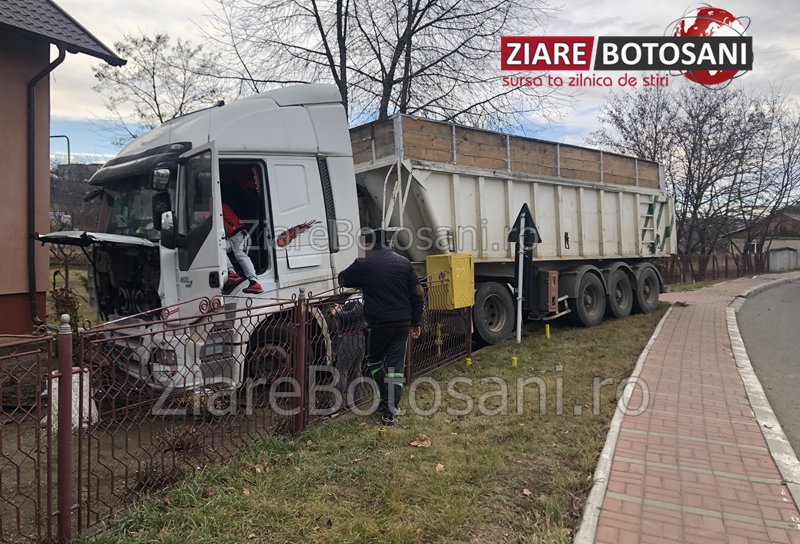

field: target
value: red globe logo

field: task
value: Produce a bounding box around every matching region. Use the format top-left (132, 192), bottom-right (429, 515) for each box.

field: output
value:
top-left (669, 5), bottom-right (750, 86)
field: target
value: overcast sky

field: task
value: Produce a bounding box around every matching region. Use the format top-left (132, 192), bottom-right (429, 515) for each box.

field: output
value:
top-left (50, 0), bottom-right (799, 163)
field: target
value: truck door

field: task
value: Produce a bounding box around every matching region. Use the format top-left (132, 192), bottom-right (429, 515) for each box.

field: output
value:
top-left (172, 143), bottom-right (227, 308)
top-left (264, 156), bottom-right (333, 290)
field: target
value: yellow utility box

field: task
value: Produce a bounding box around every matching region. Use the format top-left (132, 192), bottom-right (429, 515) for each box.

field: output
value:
top-left (425, 253), bottom-right (475, 310)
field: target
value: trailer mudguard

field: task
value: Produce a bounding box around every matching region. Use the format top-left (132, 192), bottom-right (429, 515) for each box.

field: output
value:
top-left (557, 265), bottom-right (607, 299)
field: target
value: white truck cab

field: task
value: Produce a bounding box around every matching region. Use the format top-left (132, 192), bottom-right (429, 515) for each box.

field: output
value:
top-left (40, 84), bottom-right (360, 391)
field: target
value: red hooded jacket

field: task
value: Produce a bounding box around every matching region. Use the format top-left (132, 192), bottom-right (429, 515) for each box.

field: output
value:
top-left (222, 204), bottom-right (244, 238)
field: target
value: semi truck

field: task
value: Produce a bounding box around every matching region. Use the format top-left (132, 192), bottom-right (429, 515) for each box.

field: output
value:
top-left (39, 84), bottom-right (675, 391)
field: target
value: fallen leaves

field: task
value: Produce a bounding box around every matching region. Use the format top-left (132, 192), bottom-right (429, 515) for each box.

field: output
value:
top-left (245, 462), bottom-right (270, 475)
top-left (522, 488), bottom-right (532, 497)
top-left (409, 435), bottom-right (431, 448)
top-left (435, 463), bottom-right (445, 473)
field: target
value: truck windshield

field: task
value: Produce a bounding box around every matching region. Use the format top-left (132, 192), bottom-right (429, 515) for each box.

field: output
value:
top-left (99, 176), bottom-right (169, 241)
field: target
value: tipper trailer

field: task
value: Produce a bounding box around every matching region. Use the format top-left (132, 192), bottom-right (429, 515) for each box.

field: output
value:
top-left (351, 115), bottom-right (675, 342)
top-left (38, 84), bottom-right (675, 392)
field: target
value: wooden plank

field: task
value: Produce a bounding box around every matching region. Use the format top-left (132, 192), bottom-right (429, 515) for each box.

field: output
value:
top-left (603, 153), bottom-right (636, 186)
top-left (455, 126), bottom-right (506, 170)
top-left (637, 161), bottom-right (659, 189)
top-left (509, 137), bottom-right (557, 177)
top-left (559, 145), bottom-right (601, 182)
top-left (350, 116), bottom-right (662, 191)
top-left (350, 125), bottom-right (374, 164)
top-left (402, 117), bottom-right (452, 163)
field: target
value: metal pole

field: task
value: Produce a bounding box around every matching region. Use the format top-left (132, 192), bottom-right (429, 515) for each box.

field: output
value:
top-left (516, 216), bottom-right (525, 344)
top-left (50, 135), bottom-right (71, 178)
top-left (56, 314), bottom-right (73, 543)
top-left (405, 334), bottom-right (413, 384)
top-left (293, 289), bottom-right (307, 433)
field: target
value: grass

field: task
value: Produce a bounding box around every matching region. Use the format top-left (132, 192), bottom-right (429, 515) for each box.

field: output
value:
top-left (78, 304), bottom-right (668, 544)
top-left (47, 264), bottom-right (97, 326)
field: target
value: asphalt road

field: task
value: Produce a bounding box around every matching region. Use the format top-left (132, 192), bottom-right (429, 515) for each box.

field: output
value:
top-left (738, 281), bottom-right (800, 454)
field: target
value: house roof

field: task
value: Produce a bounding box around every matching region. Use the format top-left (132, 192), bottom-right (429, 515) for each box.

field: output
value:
top-left (0, 0), bottom-right (125, 66)
top-left (727, 207), bottom-right (800, 237)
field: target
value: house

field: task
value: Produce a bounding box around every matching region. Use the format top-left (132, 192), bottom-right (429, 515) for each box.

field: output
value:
top-left (727, 206), bottom-right (800, 255)
top-left (0, 0), bottom-right (124, 333)
top-left (727, 206), bottom-right (800, 272)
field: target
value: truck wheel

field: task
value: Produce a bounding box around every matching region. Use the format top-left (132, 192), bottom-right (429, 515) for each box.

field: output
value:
top-left (246, 323), bottom-right (297, 381)
top-left (633, 267), bottom-right (660, 314)
top-left (472, 282), bottom-right (515, 344)
top-left (569, 273), bottom-right (606, 327)
top-left (606, 270), bottom-right (633, 318)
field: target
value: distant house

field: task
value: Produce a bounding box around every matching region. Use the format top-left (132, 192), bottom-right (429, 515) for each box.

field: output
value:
top-left (0, 1), bottom-right (124, 333)
top-left (727, 207), bottom-right (800, 255)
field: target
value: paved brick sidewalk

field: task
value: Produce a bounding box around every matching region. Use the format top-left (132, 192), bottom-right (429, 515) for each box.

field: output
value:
top-left (594, 275), bottom-right (800, 544)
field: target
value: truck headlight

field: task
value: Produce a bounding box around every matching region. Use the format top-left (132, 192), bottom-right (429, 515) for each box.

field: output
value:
top-left (150, 347), bottom-right (177, 369)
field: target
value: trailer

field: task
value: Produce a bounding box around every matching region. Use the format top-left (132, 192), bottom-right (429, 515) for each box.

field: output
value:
top-left (351, 115), bottom-right (676, 343)
top-left (36, 84), bottom-right (676, 391)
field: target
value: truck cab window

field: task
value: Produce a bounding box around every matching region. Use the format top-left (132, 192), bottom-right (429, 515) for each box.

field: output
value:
top-left (178, 151), bottom-right (213, 235)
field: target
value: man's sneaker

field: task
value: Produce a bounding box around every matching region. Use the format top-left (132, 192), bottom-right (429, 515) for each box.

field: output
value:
top-left (225, 271), bottom-right (243, 285)
top-left (381, 413), bottom-right (396, 426)
top-left (243, 281), bottom-right (263, 294)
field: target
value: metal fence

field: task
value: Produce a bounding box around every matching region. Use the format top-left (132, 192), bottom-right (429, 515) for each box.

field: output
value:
top-left (0, 280), bottom-right (471, 543)
top-left (659, 252), bottom-right (769, 284)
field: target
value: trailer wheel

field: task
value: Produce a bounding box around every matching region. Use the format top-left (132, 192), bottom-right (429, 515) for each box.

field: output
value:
top-left (569, 273), bottom-right (606, 327)
top-left (472, 282), bottom-right (515, 344)
top-left (633, 267), bottom-right (660, 314)
top-left (606, 270), bottom-right (633, 318)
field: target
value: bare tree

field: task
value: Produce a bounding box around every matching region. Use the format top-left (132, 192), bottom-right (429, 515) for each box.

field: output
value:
top-left (203, 0), bottom-right (568, 128)
top-left (92, 33), bottom-right (227, 144)
top-left (728, 93), bottom-right (800, 270)
top-left (590, 86), bottom-right (800, 280)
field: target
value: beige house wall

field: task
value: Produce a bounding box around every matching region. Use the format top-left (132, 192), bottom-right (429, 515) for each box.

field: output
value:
top-left (0, 29), bottom-right (51, 332)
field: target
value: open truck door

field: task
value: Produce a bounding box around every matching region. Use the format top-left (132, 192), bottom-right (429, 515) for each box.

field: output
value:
top-left (159, 142), bottom-right (227, 313)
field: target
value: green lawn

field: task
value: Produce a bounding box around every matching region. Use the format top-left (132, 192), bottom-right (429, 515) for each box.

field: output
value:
top-left (79, 304), bottom-right (668, 544)
top-left (47, 264), bottom-right (97, 327)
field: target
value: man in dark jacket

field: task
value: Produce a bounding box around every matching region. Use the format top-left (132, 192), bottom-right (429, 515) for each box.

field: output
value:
top-left (338, 229), bottom-right (424, 425)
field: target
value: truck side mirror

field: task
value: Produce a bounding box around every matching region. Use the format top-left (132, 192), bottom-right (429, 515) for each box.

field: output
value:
top-left (160, 211), bottom-right (176, 249)
top-left (152, 192), bottom-right (172, 231)
top-left (151, 167), bottom-right (173, 190)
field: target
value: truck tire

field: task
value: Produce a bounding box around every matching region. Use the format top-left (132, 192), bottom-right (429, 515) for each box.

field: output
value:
top-left (606, 269), bottom-right (633, 318)
top-left (633, 267), bottom-right (660, 314)
top-left (472, 282), bottom-right (515, 344)
top-left (569, 273), bottom-right (606, 327)
top-left (246, 322), bottom-right (300, 381)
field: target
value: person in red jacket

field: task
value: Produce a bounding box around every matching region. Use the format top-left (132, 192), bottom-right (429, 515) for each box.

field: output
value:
top-left (223, 167), bottom-right (263, 294)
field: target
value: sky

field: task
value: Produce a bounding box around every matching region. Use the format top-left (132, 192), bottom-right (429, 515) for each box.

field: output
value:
top-left (50, 0), bottom-right (800, 164)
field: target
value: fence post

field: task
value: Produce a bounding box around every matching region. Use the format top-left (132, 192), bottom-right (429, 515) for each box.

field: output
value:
top-left (465, 307), bottom-right (473, 357)
top-left (56, 314), bottom-right (73, 543)
top-left (293, 289), bottom-right (307, 433)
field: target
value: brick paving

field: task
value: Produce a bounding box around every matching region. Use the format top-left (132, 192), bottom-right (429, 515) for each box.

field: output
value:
top-left (594, 275), bottom-right (800, 544)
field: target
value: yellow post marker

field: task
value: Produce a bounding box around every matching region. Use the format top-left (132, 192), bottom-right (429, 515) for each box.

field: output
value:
top-left (512, 356), bottom-right (518, 368)
top-left (465, 357), bottom-right (472, 367)
top-left (545, 324), bottom-right (551, 340)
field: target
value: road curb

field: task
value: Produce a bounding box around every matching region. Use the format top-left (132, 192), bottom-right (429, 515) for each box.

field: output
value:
top-left (573, 306), bottom-right (672, 544)
top-left (728, 274), bottom-right (800, 512)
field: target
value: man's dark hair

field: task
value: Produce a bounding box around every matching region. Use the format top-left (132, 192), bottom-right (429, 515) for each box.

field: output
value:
top-left (363, 228), bottom-right (388, 249)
